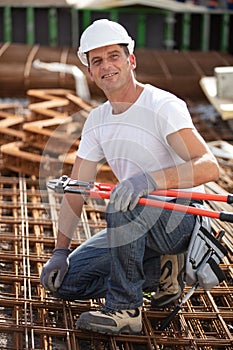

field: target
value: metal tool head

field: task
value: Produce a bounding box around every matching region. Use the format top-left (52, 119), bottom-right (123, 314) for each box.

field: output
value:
top-left (47, 175), bottom-right (93, 194)
top-left (47, 175), bottom-right (71, 193)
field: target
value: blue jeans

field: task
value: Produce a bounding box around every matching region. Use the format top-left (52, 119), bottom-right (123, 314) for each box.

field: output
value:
top-left (55, 201), bottom-right (196, 310)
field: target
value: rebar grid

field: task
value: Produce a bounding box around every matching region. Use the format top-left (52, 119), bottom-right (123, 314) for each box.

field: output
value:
top-left (0, 175), bottom-right (232, 350)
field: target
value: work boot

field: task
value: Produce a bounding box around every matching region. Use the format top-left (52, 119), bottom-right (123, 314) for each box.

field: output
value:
top-left (151, 253), bottom-right (185, 308)
top-left (76, 307), bottom-right (142, 335)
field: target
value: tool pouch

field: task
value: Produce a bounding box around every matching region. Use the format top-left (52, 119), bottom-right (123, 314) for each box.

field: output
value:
top-left (186, 204), bottom-right (227, 290)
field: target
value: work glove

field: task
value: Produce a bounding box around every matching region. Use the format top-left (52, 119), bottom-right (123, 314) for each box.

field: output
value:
top-left (40, 247), bottom-right (71, 292)
top-left (110, 173), bottom-right (158, 212)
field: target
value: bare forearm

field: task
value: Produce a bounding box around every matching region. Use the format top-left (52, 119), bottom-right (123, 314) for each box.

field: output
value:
top-left (55, 231), bottom-right (72, 249)
top-left (55, 193), bottom-right (84, 248)
top-left (151, 154), bottom-right (219, 190)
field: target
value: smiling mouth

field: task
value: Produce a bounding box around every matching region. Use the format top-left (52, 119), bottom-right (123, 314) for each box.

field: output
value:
top-left (102, 72), bottom-right (118, 79)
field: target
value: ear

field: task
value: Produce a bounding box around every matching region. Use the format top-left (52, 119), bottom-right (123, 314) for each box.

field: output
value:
top-left (129, 54), bottom-right (136, 70)
top-left (87, 67), bottom-right (94, 81)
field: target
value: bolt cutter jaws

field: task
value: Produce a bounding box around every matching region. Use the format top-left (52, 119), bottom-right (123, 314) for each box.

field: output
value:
top-left (47, 175), bottom-right (71, 193)
top-left (47, 175), bottom-right (92, 194)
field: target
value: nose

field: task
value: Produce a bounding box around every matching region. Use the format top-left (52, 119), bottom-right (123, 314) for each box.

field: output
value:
top-left (100, 57), bottom-right (112, 69)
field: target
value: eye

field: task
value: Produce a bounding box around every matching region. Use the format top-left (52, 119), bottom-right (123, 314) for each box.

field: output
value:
top-left (110, 53), bottom-right (119, 60)
top-left (92, 58), bottom-right (102, 66)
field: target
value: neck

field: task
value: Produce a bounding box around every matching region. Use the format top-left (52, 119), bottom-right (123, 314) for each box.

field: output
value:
top-left (108, 81), bottom-right (144, 114)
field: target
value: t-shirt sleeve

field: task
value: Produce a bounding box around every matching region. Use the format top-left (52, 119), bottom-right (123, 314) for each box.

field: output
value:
top-left (157, 98), bottom-right (194, 143)
top-left (77, 112), bottom-right (104, 161)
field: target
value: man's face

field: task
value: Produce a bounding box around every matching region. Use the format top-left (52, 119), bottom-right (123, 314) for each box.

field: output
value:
top-left (87, 44), bottom-right (135, 94)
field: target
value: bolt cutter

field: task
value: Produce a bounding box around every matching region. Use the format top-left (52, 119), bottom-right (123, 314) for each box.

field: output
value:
top-left (47, 175), bottom-right (233, 223)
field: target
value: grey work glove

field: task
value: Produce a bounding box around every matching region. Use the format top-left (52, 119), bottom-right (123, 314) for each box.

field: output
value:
top-left (110, 173), bottom-right (158, 212)
top-left (40, 247), bottom-right (71, 292)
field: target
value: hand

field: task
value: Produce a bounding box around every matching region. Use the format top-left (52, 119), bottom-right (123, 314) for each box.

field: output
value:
top-left (40, 247), bottom-right (71, 292)
top-left (110, 173), bottom-right (157, 212)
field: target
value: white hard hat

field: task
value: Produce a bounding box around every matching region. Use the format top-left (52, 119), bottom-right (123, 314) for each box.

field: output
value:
top-left (77, 19), bottom-right (135, 66)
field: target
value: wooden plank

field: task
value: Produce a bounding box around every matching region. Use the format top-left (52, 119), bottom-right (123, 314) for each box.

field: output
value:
top-left (200, 76), bottom-right (233, 120)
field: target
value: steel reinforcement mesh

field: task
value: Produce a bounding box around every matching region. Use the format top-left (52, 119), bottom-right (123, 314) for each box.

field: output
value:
top-left (0, 175), bottom-right (232, 350)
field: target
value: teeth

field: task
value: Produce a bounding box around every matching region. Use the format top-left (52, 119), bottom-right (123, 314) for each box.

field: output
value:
top-left (104, 73), bottom-right (115, 78)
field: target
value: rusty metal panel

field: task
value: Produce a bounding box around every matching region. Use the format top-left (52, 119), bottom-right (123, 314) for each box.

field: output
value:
top-left (1, 44), bottom-right (233, 100)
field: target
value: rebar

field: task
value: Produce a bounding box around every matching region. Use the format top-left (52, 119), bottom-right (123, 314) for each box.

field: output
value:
top-left (0, 175), bottom-right (232, 350)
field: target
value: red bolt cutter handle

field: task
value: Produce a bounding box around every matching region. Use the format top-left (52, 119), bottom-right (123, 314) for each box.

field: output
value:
top-left (64, 184), bottom-right (233, 223)
top-left (94, 182), bottom-right (233, 204)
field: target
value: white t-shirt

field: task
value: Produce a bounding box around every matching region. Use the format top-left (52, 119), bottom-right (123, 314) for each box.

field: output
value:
top-left (77, 84), bottom-right (203, 192)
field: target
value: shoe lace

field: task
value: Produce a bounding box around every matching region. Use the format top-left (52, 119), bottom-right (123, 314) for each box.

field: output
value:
top-left (100, 307), bottom-right (139, 318)
top-left (100, 307), bottom-right (117, 316)
top-left (158, 262), bottom-right (172, 291)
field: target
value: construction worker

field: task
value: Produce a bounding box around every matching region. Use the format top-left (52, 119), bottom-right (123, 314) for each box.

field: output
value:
top-left (40, 19), bottom-right (219, 335)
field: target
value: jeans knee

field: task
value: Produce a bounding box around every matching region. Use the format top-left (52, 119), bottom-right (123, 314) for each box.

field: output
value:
top-left (106, 202), bottom-right (124, 227)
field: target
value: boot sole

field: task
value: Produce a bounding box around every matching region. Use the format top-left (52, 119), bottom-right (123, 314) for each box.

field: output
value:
top-left (76, 319), bottom-right (142, 335)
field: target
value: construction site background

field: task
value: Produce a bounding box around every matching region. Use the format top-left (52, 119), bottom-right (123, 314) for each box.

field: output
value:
top-left (0, 1), bottom-right (233, 349)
